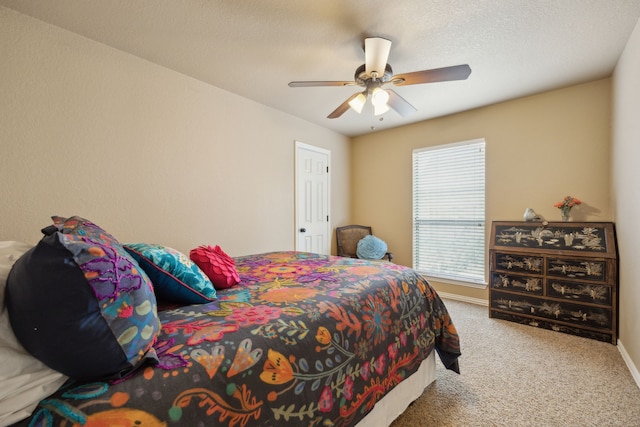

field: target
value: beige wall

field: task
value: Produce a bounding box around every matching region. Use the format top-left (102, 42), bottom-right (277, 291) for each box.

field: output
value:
top-left (351, 79), bottom-right (612, 301)
top-left (612, 18), bottom-right (640, 384)
top-left (0, 7), bottom-right (350, 256)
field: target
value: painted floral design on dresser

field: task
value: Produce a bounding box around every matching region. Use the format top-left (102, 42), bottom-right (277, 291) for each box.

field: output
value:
top-left (491, 273), bottom-right (543, 294)
top-left (494, 253), bottom-right (543, 274)
top-left (494, 225), bottom-right (607, 252)
top-left (492, 291), bottom-right (611, 329)
top-left (548, 280), bottom-right (611, 304)
top-left (546, 258), bottom-right (606, 281)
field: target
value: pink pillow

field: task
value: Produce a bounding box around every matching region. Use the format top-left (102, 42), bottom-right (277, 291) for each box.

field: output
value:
top-left (189, 245), bottom-right (239, 290)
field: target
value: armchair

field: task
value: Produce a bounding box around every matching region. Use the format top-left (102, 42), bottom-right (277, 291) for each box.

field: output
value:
top-left (335, 225), bottom-right (393, 262)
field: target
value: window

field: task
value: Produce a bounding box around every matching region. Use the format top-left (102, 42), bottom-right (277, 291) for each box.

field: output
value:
top-left (412, 139), bottom-right (486, 285)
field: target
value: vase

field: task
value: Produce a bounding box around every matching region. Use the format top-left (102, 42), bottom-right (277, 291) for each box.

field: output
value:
top-left (561, 208), bottom-right (571, 222)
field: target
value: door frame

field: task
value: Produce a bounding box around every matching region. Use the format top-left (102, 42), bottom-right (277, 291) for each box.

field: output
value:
top-left (294, 141), bottom-right (331, 253)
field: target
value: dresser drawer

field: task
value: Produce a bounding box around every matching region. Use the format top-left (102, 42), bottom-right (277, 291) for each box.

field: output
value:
top-left (546, 257), bottom-right (607, 282)
top-left (493, 252), bottom-right (544, 275)
top-left (491, 290), bottom-right (612, 330)
top-left (546, 279), bottom-right (612, 305)
top-left (489, 311), bottom-right (613, 343)
top-left (490, 272), bottom-right (543, 295)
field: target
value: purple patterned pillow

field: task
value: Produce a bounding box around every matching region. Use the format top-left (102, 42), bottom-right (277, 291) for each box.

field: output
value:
top-left (6, 216), bottom-right (161, 380)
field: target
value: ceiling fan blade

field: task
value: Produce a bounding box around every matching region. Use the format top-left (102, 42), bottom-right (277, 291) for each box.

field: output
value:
top-left (365, 37), bottom-right (392, 78)
top-left (289, 81), bottom-right (356, 87)
top-left (392, 64), bottom-right (471, 86)
top-left (386, 89), bottom-right (417, 117)
top-left (327, 93), bottom-right (361, 119)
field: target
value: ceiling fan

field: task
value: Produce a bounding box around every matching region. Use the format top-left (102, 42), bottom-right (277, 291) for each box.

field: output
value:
top-left (288, 37), bottom-right (471, 119)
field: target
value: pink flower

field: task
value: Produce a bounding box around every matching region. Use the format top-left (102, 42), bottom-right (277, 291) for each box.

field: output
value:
top-left (399, 331), bottom-right (407, 347)
top-left (387, 343), bottom-right (398, 360)
top-left (361, 361), bottom-right (371, 381)
top-left (419, 312), bottom-right (427, 328)
top-left (374, 354), bottom-right (386, 375)
top-left (318, 386), bottom-right (334, 413)
top-left (343, 375), bottom-right (354, 400)
top-left (226, 305), bottom-right (282, 327)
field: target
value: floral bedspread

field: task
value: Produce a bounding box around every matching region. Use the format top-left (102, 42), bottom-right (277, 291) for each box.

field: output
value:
top-left (15, 252), bottom-right (460, 427)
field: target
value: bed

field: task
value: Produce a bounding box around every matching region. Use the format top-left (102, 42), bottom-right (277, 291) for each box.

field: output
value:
top-left (1, 218), bottom-right (460, 427)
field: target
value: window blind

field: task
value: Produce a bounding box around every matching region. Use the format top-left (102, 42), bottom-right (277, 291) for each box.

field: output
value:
top-left (412, 139), bottom-right (486, 284)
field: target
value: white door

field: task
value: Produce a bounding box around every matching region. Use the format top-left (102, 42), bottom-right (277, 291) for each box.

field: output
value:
top-left (295, 141), bottom-right (330, 254)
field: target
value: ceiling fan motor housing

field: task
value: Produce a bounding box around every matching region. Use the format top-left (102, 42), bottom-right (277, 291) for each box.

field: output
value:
top-left (354, 63), bottom-right (394, 86)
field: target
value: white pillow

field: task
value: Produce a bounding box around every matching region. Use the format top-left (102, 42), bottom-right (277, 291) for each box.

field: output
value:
top-left (0, 241), bottom-right (68, 427)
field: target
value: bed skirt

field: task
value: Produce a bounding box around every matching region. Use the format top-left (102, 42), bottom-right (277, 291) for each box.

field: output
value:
top-left (356, 351), bottom-right (436, 426)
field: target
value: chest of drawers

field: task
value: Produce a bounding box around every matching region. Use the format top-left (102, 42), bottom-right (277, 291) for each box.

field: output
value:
top-left (488, 221), bottom-right (618, 344)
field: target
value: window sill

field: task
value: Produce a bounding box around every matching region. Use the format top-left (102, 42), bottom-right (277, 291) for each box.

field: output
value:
top-left (423, 275), bottom-right (488, 289)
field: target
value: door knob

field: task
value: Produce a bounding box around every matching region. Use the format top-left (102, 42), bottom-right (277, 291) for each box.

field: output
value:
top-left (299, 228), bottom-right (306, 232)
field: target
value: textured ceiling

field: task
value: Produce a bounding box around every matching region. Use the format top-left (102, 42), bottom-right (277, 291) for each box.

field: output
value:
top-left (2, 0), bottom-right (640, 137)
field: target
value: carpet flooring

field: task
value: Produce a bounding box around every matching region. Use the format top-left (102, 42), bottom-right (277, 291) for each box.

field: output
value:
top-left (390, 299), bottom-right (640, 427)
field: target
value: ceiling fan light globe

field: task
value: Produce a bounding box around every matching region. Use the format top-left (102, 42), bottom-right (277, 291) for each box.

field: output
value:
top-left (348, 92), bottom-right (367, 114)
top-left (374, 102), bottom-right (390, 116)
top-left (371, 87), bottom-right (390, 107)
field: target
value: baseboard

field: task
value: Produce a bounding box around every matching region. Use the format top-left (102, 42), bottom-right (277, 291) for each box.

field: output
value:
top-left (618, 339), bottom-right (640, 390)
top-left (438, 292), bottom-right (488, 306)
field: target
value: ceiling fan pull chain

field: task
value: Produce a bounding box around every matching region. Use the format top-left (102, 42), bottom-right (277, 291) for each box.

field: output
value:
top-left (370, 107), bottom-right (375, 130)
